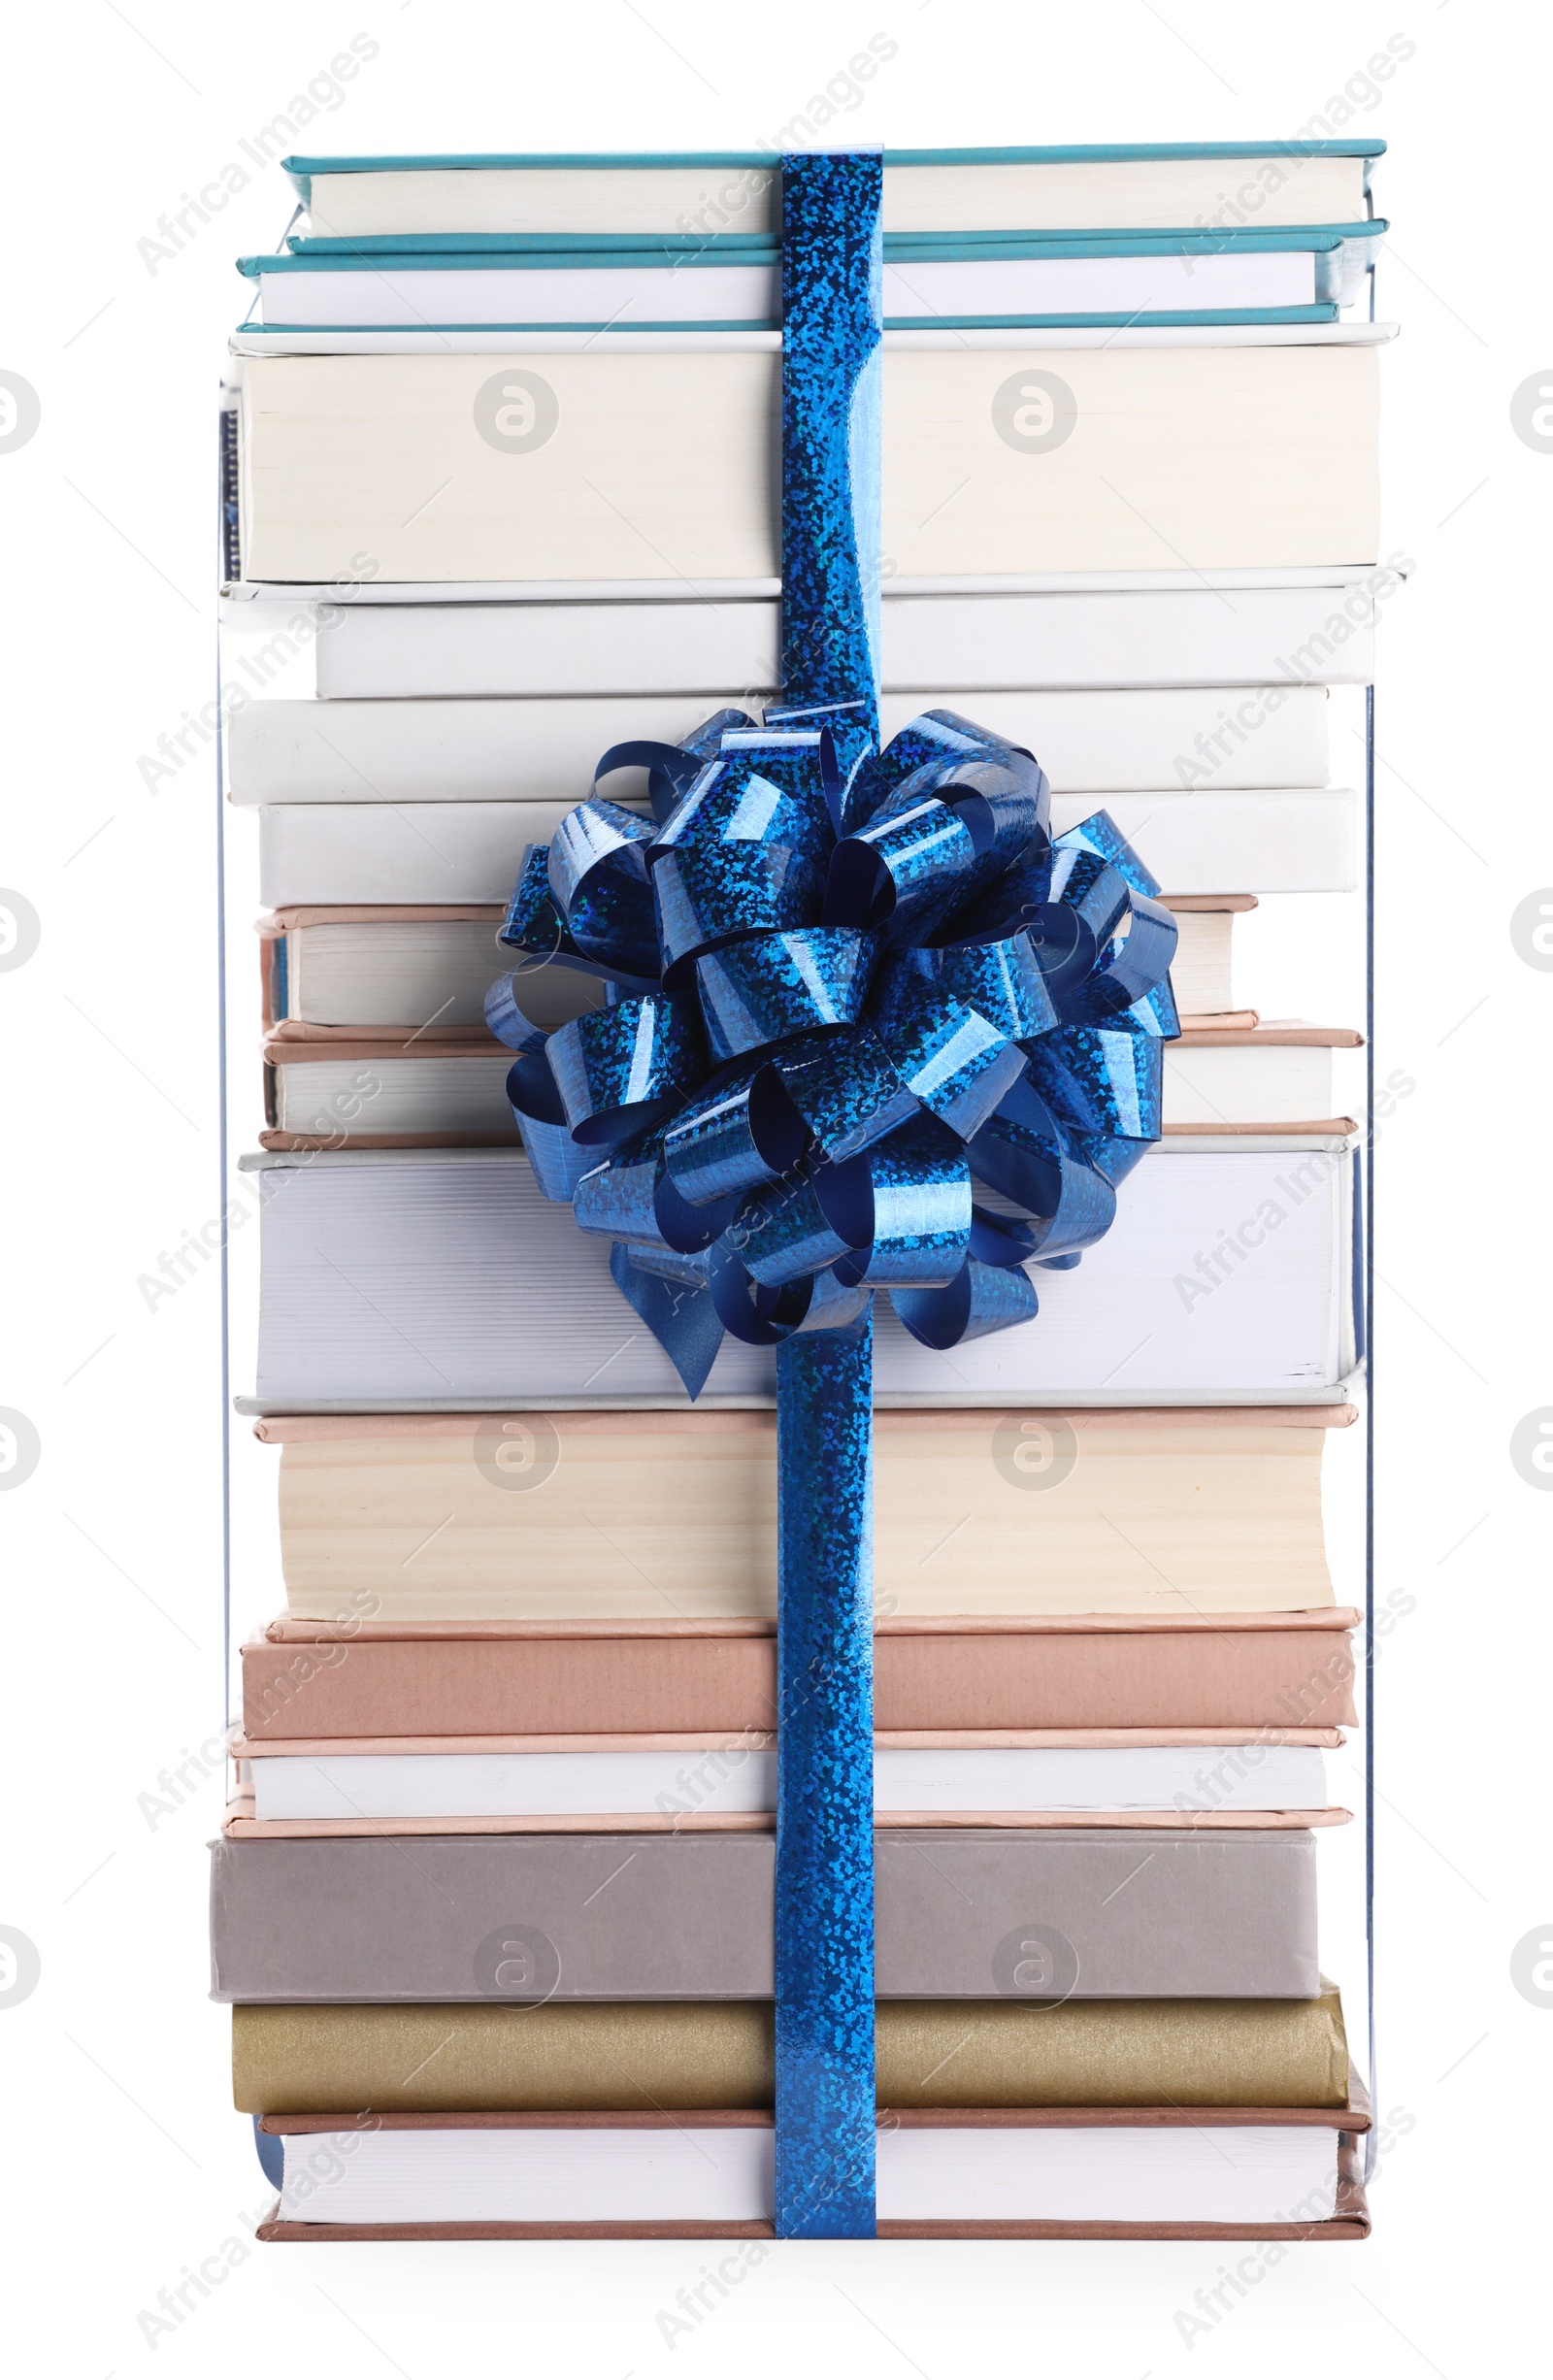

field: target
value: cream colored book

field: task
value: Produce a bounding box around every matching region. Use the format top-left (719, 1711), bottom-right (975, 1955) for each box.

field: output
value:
top-left (238, 343), bottom-right (1380, 583)
top-left (300, 151), bottom-right (1377, 241)
top-left (258, 897), bottom-right (1256, 1043)
top-left (258, 1406), bottom-right (1350, 1625)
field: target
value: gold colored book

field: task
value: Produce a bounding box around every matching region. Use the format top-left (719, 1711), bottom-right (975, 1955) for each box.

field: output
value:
top-left (233, 1989), bottom-right (1350, 2115)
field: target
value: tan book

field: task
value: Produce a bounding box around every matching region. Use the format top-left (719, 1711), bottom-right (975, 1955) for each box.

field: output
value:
top-left (258, 1405), bottom-right (1353, 1624)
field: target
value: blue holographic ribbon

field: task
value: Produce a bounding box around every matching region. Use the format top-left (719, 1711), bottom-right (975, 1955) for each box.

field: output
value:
top-left (771, 149), bottom-right (882, 2239)
top-left (485, 151), bottom-right (1179, 2239)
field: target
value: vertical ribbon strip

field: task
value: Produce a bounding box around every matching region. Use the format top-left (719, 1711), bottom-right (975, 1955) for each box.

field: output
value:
top-left (774, 1306), bottom-right (876, 2236)
top-left (772, 151), bottom-right (884, 2235)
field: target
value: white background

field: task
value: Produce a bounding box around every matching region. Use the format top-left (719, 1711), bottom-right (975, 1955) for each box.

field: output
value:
top-left (1, 1), bottom-right (1547, 2370)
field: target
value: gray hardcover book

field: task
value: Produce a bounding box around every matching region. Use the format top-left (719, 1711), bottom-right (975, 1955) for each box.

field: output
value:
top-left (209, 1827), bottom-right (1320, 2003)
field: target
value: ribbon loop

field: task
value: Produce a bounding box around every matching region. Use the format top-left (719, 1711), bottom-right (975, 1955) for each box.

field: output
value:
top-left (662, 1060), bottom-right (810, 1207)
top-left (764, 698), bottom-right (876, 832)
top-left (573, 1136), bottom-right (740, 1254)
top-left (732, 1154), bottom-right (862, 1288)
top-left (546, 799), bottom-right (659, 975)
top-left (775, 1022), bottom-right (918, 1165)
top-left (968, 1074), bottom-right (1120, 1261)
top-left (903, 933), bottom-right (1057, 1041)
top-left (483, 975), bottom-right (547, 1053)
top-left (833, 1113), bottom-right (973, 1288)
top-left (1078, 894), bottom-right (1181, 1020)
top-left (649, 733), bottom-right (836, 986)
top-left (891, 1253), bottom-right (1042, 1350)
top-left (545, 993), bottom-right (707, 1146)
top-left (696, 926), bottom-right (877, 1061)
top-left (1027, 1013), bottom-right (1167, 1148)
top-left (867, 972), bottom-right (1027, 1142)
top-left (824, 780), bottom-right (979, 942)
top-left (1053, 807), bottom-right (1162, 897)
top-left (593, 704), bottom-right (757, 822)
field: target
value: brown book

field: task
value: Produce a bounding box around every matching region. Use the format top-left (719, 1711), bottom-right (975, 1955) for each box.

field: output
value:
top-left (242, 1610), bottom-right (1357, 1740)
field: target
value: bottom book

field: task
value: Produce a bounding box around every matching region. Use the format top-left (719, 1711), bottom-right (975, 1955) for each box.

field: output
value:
top-left (255, 2104), bottom-right (1370, 2240)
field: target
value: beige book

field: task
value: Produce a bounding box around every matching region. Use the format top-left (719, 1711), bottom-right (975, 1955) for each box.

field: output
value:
top-left (239, 343), bottom-right (1379, 583)
top-left (260, 1405), bottom-right (1349, 1624)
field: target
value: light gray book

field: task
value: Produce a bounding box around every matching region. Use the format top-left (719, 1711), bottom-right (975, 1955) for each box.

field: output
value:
top-left (209, 1826), bottom-right (1322, 2001)
top-left (250, 789), bottom-right (1361, 908)
top-left (237, 1140), bottom-right (1358, 1412)
top-left (226, 685), bottom-right (1331, 806)
top-left (302, 583), bottom-right (1385, 700)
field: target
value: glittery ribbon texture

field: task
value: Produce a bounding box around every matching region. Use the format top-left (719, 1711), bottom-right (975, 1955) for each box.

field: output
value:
top-left (486, 149), bottom-right (1179, 2239)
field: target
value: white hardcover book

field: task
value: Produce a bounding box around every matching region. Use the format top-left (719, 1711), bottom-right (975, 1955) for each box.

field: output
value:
top-left (311, 585), bottom-right (1382, 699)
top-left (252, 790), bottom-right (1361, 908)
top-left (270, 2118), bottom-right (1339, 2229)
top-left (240, 1140), bottom-right (1356, 1411)
top-left (244, 1742), bottom-right (1330, 1824)
top-left (1164, 1036), bottom-right (1352, 1128)
top-left (227, 687), bottom-right (1330, 807)
top-left (257, 249), bottom-right (1322, 331)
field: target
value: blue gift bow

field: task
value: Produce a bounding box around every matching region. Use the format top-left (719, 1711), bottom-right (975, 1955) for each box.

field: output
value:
top-left (485, 151), bottom-right (1179, 2241)
top-left (487, 707), bottom-right (1179, 1394)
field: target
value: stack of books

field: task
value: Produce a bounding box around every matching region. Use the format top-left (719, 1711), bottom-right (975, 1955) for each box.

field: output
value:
top-left (214, 139), bottom-right (1386, 2240)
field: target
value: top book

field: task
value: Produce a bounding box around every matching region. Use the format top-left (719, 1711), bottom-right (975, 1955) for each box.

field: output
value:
top-left (283, 139), bottom-right (1387, 243)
